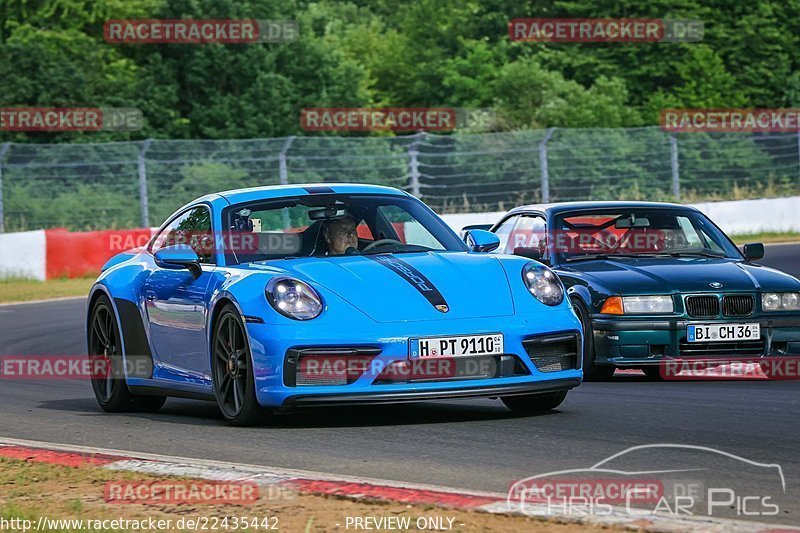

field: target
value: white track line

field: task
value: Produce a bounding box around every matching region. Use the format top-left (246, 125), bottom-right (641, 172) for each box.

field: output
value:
top-left (0, 295), bottom-right (86, 307)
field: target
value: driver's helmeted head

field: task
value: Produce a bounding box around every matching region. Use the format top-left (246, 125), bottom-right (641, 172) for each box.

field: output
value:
top-left (323, 215), bottom-right (358, 255)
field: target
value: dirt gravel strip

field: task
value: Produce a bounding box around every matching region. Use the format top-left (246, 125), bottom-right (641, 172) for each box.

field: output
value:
top-left (0, 436), bottom-right (794, 533)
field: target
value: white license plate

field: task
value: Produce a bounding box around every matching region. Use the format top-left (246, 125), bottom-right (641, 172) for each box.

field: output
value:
top-left (686, 323), bottom-right (760, 343)
top-left (410, 334), bottom-right (504, 358)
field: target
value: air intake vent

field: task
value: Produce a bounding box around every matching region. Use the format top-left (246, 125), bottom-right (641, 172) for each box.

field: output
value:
top-left (679, 339), bottom-right (764, 357)
top-left (522, 333), bottom-right (579, 373)
top-left (722, 295), bottom-right (754, 317)
top-left (685, 296), bottom-right (719, 318)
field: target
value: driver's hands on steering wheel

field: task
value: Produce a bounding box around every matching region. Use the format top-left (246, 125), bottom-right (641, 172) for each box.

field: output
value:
top-left (362, 238), bottom-right (403, 252)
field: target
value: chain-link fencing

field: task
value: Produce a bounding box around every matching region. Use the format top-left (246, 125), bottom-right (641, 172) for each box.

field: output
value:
top-left (1, 127), bottom-right (798, 232)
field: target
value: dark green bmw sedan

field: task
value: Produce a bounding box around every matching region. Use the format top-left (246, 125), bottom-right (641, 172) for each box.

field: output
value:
top-left (476, 201), bottom-right (800, 380)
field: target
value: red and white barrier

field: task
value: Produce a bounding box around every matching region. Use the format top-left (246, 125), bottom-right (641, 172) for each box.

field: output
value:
top-left (0, 228), bottom-right (152, 281)
top-left (0, 229), bottom-right (46, 280)
top-left (44, 228), bottom-right (153, 280)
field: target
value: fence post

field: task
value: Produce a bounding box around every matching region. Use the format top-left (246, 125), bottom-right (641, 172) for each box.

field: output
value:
top-left (670, 134), bottom-right (680, 201)
top-left (539, 128), bottom-right (556, 203)
top-left (407, 132), bottom-right (425, 198)
top-left (138, 139), bottom-right (153, 228)
top-left (0, 143), bottom-right (10, 233)
top-left (279, 136), bottom-right (295, 185)
top-left (279, 136), bottom-right (295, 229)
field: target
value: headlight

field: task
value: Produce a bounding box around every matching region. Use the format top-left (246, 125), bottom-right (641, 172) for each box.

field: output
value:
top-left (266, 277), bottom-right (323, 320)
top-left (522, 263), bottom-right (564, 306)
top-left (600, 295), bottom-right (674, 314)
top-left (762, 292), bottom-right (800, 311)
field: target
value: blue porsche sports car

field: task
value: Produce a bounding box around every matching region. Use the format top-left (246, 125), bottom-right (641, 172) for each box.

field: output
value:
top-left (86, 184), bottom-right (582, 425)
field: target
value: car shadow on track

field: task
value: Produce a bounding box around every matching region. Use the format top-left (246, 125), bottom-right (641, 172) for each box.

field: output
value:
top-left (37, 397), bottom-right (227, 426)
top-left (38, 396), bottom-right (564, 428)
top-left (266, 401), bottom-right (564, 429)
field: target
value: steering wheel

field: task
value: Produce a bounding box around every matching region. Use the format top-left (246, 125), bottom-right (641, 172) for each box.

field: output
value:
top-left (362, 239), bottom-right (403, 252)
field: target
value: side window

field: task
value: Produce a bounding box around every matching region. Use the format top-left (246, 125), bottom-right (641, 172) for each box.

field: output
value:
top-left (682, 216), bottom-right (725, 253)
top-left (677, 216), bottom-right (702, 246)
top-left (377, 205), bottom-right (445, 250)
top-left (492, 216), bottom-right (519, 254)
top-left (508, 216), bottom-right (547, 254)
top-left (151, 207), bottom-right (214, 264)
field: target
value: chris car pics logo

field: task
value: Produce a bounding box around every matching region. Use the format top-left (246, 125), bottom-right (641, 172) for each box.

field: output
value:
top-left (507, 444), bottom-right (784, 518)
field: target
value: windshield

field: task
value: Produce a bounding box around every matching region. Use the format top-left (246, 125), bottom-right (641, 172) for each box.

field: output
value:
top-left (551, 209), bottom-right (742, 262)
top-left (224, 194), bottom-right (466, 264)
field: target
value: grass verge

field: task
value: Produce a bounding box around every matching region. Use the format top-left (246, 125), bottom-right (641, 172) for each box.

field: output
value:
top-left (0, 457), bottom-right (610, 532)
top-left (0, 277), bottom-right (93, 304)
top-left (730, 232), bottom-right (800, 245)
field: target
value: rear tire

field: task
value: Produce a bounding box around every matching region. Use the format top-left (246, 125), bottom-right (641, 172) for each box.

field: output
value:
top-left (501, 391), bottom-right (568, 414)
top-left (88, 295), bottom-right (166, 413)
top-left (212, 304), bottom-right (272, 426)
top-left (571, 297), bottom-right (615, 381)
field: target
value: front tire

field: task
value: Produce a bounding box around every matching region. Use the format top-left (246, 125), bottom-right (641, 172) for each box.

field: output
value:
top-left (88, 295), bottom-right (166, 413)
top-left (212, 304), bottom-right (272, 426)
top-left (571, 297), bottom-right (615, 381)
top-left (501, 391), bottom-right (568, 414)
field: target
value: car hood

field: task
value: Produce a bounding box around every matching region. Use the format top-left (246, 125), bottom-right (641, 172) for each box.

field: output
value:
top-left (559, 257), bottom-right (800, 295)
top-left (256, 252), bottom-right (516, 322)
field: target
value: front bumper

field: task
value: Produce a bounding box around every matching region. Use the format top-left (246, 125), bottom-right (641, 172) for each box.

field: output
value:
top-left (245, 312), bottom-right (583, 407)
top-left (592, 315), bottom-right (800, 366)
top-left (281, 379), bottom-right (580, 407)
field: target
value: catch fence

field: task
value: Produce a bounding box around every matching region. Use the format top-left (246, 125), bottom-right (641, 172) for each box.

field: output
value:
top-left (1, 127), bottom-right (798, 232)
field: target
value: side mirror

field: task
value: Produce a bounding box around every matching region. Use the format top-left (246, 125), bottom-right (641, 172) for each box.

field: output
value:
top-left (464, 229), bottom-right (500, 253)
top-left (154, 244), bottom-right (202, 276)
top-left (742, 242), bottom-right (764, 261)
top-left (461, 223), bottom-right (492, 236)
top-left (514, 246), bottom-right (546, 263)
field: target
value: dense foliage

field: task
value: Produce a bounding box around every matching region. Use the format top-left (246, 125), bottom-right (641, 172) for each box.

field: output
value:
top-left (1, 0), bottom-right (798, 141)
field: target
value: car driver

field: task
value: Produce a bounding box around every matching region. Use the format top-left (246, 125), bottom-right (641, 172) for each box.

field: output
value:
top-left (323, 215), bottom-right (359, 255)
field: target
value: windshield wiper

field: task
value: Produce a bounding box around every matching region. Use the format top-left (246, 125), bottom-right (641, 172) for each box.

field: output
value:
top-left (667, 251), bottom-right (726, 258)
top-left (362, 246), bottom-right (432, 255)
top-left (564, 253), bottom-right (653, 262)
